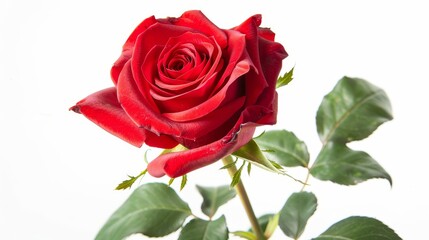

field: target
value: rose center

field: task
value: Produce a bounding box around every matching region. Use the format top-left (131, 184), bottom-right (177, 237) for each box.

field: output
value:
top-left (168, 55), bottom-right (192, 71)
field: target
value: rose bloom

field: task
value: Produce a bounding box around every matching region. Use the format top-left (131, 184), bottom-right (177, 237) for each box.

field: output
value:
top-left (71, 10), bottom-right (287, 178)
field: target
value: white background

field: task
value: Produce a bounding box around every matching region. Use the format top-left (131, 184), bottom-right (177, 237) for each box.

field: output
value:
top-left (1, 0), bottom-right (428, 239)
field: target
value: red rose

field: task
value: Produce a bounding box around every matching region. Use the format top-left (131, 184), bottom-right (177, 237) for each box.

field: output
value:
top-left (71, 10), bottom-right (287, 178)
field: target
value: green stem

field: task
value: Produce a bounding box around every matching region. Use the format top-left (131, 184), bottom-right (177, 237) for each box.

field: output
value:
top-left (222, 156), bottom-right (266, 240)
top-left (300, 168), bottom-right (311, 192)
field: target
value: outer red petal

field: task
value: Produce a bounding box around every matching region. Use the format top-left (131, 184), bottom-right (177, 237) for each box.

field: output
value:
top-left (256, 37), bottom-right (287, 107)
top-left (70, 88), bottom-right (178, 149)
top-left (144, 131), bottom-right (178, 149)
top-left (255, 92), bottom-right (278, 125)
top-left (173, 10), bottom-right (228, 49)
top-left (147, 124), bottom-right (256, 178)
top-left (123, 16), bottom-right (159, 51)
top-left (232, 17), bottom-right (268, 106)
top-left (111, 50), bottom-right (132, 85)
top-left (258, 27), bottom-right (276, 41)
top-left (111, 16), bottom-right (159, 85)
top-left (70, 87), bottom-right (147, 147)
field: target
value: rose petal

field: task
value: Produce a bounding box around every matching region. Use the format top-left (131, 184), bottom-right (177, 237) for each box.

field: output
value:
top-left (155, 31), bottom-right (248, 120)
top-left (154, 77), bottom-right (199, 92)
top-left (171, 96), bottom-right (246, 144)
top-left (117, 61), bottom-right (182, 136)
top-left (256, 37), bottom-right (287, 106)
top-left (70, 88), bottom-right (144, 147)
top-left (118, 61), bottom-right (245, 141)
top-left (132, 23), bottom-right (198, 96)
top-left (255, 92), bottom-right (278, 125)
top-left (240, 93), bottom-right (278, 126)
top-left (258, 27), bottom-right (276, 41)
top-left (162, 59), bottom-right (250, 121)
top-left (173, 10), bottom-right (228, 49)
top-left (111, 16), bottom-right (159, 85)
top-left (145, 131), bottom-right (178, 149)
top-left (111, 50), bottom-right (132, 85)
top-left (149, 34), bottom-right (224, 113)
top-left (232, 16), bottom-right (269, 106)
top-left (210, 30), bottom-right (247, 94)
top-left (163, 43), bottom-right (210, 81)
top-left (150, 32), bottom-right (219, 97)
top-left (147, 123), bottom-right (256, 177)
top-left (70, 88), bottom-right (146, 147)
top-left (144, 45), bottom-right (202, 99)
top-left (123, 16), bottom-right (159, 51)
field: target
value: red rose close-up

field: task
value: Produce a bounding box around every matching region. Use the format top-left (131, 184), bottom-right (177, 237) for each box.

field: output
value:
top-left (71, 10), bottom-right (287, 178)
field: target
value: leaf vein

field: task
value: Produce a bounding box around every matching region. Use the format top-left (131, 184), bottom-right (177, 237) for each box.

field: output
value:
top-left (323, 89), bottom-right (384, 144)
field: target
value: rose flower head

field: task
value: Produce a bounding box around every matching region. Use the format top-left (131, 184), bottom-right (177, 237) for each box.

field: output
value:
top-left (70, 10), bottom-right (287, 178)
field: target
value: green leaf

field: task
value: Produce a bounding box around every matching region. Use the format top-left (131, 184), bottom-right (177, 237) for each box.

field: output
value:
top-left (180, 174), bottom-right (187, 190)
top-left (232, 231), bottom-right (257, 240)
top-left (219, 158), bottom-right (237, 170)
top-left (178, 216), bottom-right (228, 240)
top-left (168, 178), bottom-right (175, 186)
top-left (279, 191), bottom-right (317, 239)
top-left (95, 183), bottom-right (191, 240)
top-left (115, 169), bottom-right (147, 190)
top-left (312, 216), bottom-right (402, 240)
top-left (263, 214), bottom-right (280, 238)
top-left (276, 67), bottom-right (294, 88)
top-left (249, 214), bottom-right (274, 233)
top-left (233, 139), bottom-right (282, 173)
top-left (231, 161), bottom-right (245, 187)
top-left (233, 141), bottom-right (305, 184)
top-left (254, 130), bottom-right (310, 167)
top-left (115, 176), bottom-right (138, 190)
top-left (247, 162), bottom-right (252, 175)
top-left (196, 185), bottom-right (236, 218)
top-left (269, 160), bottom-right (283, 170)
top-left (310, 142), bottom-right (392, 185)
top-left (316, 77), bottom-right (393, 144)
